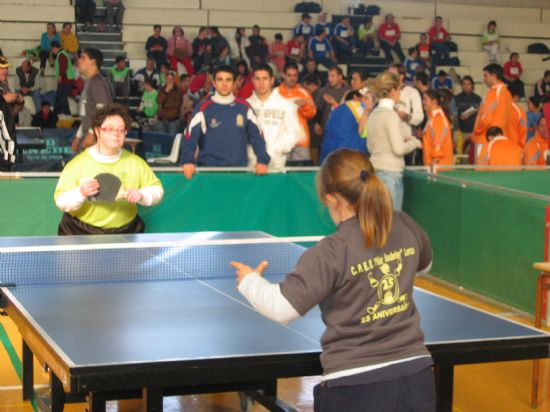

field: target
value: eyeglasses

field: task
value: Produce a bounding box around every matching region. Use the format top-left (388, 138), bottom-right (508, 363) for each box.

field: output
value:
top-left (100, 127), bottom-right (128, 136)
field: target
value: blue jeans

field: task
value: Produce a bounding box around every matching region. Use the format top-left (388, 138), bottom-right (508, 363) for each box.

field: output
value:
top-left (376, 170), bottom-right (404, 211)
top-left (157, 119), bottom-right (181, 137)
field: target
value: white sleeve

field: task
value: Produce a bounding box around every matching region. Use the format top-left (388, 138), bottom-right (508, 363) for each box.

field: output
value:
top-left (387, 115), bottom-right (419, 156)
top-left (278, 103), bottom-right (300, 154)
top-left (55, 187), bottom-right (87, 212)
top-left (138, 185), bottom-right (164, 206)
top-left (408, 89), bottom-right (424, 127)
top-left (238, 273), bottom-right (302, 324)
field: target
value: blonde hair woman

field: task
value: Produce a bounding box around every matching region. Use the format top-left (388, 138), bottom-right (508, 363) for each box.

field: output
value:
top-left (366, 71), bottom-right (422, 210)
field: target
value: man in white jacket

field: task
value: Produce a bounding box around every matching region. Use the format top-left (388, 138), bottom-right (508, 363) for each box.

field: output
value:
top-left (388, 63), bottom-right (424, 164)
top-left (247, 63), bottom-right (300, 171)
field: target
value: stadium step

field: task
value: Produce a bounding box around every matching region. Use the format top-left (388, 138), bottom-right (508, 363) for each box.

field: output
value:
top-left (348, 62), bottom-right (387, 75)
top-left (78, 31), bottom-right (122, 43)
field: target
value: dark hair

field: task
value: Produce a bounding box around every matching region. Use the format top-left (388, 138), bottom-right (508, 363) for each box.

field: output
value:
top-left (41, 101), bottom-right (51, 107)
top-left (344, 90), bottom-right (363, 101)
top-left (352, 69), bottom-right (369, 82)
top-left (214, 65), bottom-right (236, 80)
top-left (153, 24), bottom-right (161, 30)
top-left (486, 126), bottom-right (503, 139)
top-left (483, 63), bottom-right (504, 81)
top-left (172, 26), bottom-right (184, 36)
top-left (425, 89), bottom-right (452, 121)
top-left (529, 95), bottom-right (541, 107)
top-left (315, 26), bottom-right (325, 36)
top-left (82, 48), bottom-right (104, 69)
top-left (408, 46), bottom-right (416, 55)
top-left (252, 63), bottom-right (274, 77)
top-left (437, 69), bottom-right (447, 77)
top-left (317, 149), bottom-right (393, 248)
top-left (301, 12), bottom-right (311, 19)
top-left (462, 75), bottom-right (474, 84)
top-left (284, 61), bottom-right (299, 73)
top-left (435, 15), bottom-right (443, 21)
top-left (414, 72), bottom-right (429, 86)
top-left (252, 25), bottom-right (260, 30)
top-left (91, 104), bottom-right (132, 135)
top-left (509, 52), bottom-right (519, 60)
top-left (115, 55), bottom-right (126, 63)
top-left (364, 16), bottom-right (372, 24)
top-left (179, 73), bottom-right (190, 82)
top-left (302, 74), bottom-right (321, 86)
top-left (544, 70), bottom-right (550, 78)
top-left (275, 33), bottom-right (283, 41)
top-left (488, 20), bottom-right (497, 28)
top-left (63, 22), bottom-right (71, 28)
top-left (50, 41), bottom-right (61, 49)
top-left (328, 66), bottom-right (344, 77)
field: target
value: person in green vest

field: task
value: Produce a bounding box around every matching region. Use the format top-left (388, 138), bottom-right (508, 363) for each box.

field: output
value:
top-left (137, 80), bottom-right (158, 128)
top-left (52, 41), bottom-right (75, 115)
top-left (108, 55), bottom-right (130, 105)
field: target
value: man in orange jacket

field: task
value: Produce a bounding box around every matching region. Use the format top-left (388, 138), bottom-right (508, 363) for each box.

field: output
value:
top-left (476, 126), bottom-right (522, 169)
top-left (509, 98), bottom-right (527, 147)
top-left (471, 64), bottom-right (513, 146)
top-left (276, 61), bottom-right (317, 165)
top-left (523, 117), bottom-right (548, 166)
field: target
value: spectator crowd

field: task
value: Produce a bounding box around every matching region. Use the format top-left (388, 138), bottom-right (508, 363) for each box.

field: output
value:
top-left (1, 3), bottom-right (549, 189)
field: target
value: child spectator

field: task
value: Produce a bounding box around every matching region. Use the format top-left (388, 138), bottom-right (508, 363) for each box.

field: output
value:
top-left (167, 26), bottom-right (194, 76)
top-left (246, 25), bottom-right (269, 65)
top-left (526, 96), bottom-right (542, 141)
top-left (228, 28), bottom-right (251, 68)
top-left (158, 62), bottom-right (170, 88)
top-left (108, 55), bottom-right (130, 105)
top-left (503, 53), bottom-right (524, 98)
top-left (358, 16), bottom-right (376, 56)
top-left (427, 16), bottom-right (450, 65)
top-left (294, 13), bottom-right (314, 40)
top-left (333, 16), bottom-right (357, 62)
top-left (431, 70), bottom-right (454, 93)
top-left (482, 20), bottom-right (500, 62)
top-left (31, 101), bottom-right (58, 128)
top-left (285, 34), bottom-right (306, 64)
top-left (308, 27), bottom-right (337, 69)
top-left (269, 33), bottom-right (286, 74)
top-left (61, 23), bottom-right (79, 55)
top-left (138, 80), bottom-right (158, 124)
top-left (39, 23), bottom-right (61, 75)
top-left (145, 25), bottom-right (168, 69)
top-left (378, 13), bottom-right (405, 64)
top-left (213, 45), bottom-right (235, 69)
top-left (404, 47), bottom-right (424, 83)
top-left (315, 12), bottom-right (333, 40)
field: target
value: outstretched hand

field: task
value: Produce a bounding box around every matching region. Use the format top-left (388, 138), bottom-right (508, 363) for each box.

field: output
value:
top-left (230, 260), bottom-right (269, 286)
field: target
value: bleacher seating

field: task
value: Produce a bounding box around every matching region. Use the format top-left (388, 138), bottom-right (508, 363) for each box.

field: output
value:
top-left (2, 0), bottom-right (550, 109)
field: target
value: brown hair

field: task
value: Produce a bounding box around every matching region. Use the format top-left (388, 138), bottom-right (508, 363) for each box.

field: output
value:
top-left (317, 149), bottom-right (393, 248)
top-left (91, 104), bottom-right (132, 136)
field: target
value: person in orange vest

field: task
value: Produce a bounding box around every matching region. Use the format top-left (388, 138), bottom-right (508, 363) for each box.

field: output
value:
top-left (422, 89), bottom-right (454, 167)
top-left (476, 126), bottom-right (522, 169)
top-left (509, 96), bottom-right (527, 147)
top-left (523, 116), bottom-right (548, 166)
top-left (471, 64), bottom-right (513, 146)
top-left (276, 61), bottom-right (317, 165)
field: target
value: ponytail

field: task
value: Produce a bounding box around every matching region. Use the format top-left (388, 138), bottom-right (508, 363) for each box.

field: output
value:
top-left (317, 149), bottom-right (393, 249)
top-left (357, 172), bottom-right (393, 248)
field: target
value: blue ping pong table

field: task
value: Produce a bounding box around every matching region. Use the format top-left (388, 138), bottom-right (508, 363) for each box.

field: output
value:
top-left (1, 232), bottom-right (550, 412)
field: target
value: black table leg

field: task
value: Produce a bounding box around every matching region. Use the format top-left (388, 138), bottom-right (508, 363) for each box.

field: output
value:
top-left (50, 372), bottom-right (65, 412)
top-left (434, 365), bottom-right (454, 412)
top-left (88, 391), bottom-right (107, 412)
top-left (22, 340), bottom-right (34, 401)
top-left (142, 387), bottom-right (163, 412)
top-left (246, 381), bottom-right (299, 412)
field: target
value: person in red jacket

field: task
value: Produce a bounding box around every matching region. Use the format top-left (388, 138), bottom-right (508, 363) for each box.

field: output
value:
top-left (523, 117), bottom-right (548, 166)
top-left (427, 16), bottom-right (450, 65)
top-left (503, 53), bottom-right (525, 98)
top-left (377, 14), bottom-right (405, 64)
top-left (476, 126), bottom-right (522, 169)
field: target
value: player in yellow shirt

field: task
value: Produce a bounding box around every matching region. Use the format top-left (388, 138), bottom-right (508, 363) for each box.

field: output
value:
top-left (54, 104), bottom-right (163, 235)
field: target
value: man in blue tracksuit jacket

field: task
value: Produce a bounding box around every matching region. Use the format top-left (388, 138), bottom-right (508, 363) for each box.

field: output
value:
top-left (180, 65), bottom-right (270, 179)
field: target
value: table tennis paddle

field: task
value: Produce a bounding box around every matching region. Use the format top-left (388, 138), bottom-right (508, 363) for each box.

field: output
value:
top-left (88, 173), bottom-right (126, 202)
